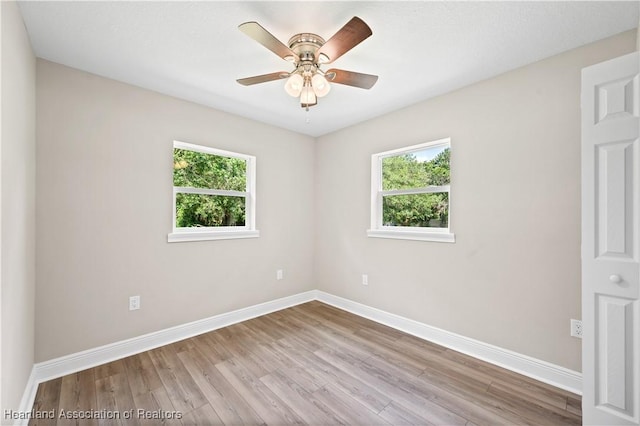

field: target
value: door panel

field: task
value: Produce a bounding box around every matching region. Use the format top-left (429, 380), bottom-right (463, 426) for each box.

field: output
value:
top-left (595, 295), bottom-right (637, 419)
top-left (595, 74), bottom-right (639, 125)
top-left (595, 139), bottom-right (636, 261)
top-left (582, 52), bottom-right (639, 425)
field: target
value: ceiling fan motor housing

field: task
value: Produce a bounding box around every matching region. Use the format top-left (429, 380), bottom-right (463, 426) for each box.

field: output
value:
top-left (287, 33), bottom-right (325, 64)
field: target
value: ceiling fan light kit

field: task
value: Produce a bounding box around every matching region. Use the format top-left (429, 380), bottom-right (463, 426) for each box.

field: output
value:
top-left (284, 73), bottom-right (304, 97)
top-left (237, 17), bottom-right (378, 111)
top-left (311, 73), bottom-right (331, 97)
top-left (300, 84), bottom-right (317, 108)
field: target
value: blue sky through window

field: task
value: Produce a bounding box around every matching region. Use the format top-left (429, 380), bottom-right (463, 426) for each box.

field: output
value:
top-left (412, 145), bottom-right (447, 163)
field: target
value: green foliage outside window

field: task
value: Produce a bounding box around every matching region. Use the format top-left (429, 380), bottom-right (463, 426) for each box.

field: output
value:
top-left (173, 148), bottom-right (247, 227)
top-left (382, 147), bottom-right (450, 228)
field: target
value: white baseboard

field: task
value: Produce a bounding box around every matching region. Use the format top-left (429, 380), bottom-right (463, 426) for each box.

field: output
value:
top-left (315, 291), bottom-right (582, 395)
top-left (19, 290), bottom-right (317, 421)
top-left (15, 366), bottom-right (38, 426)
top-left (20, 289), bottom-right (581, 419)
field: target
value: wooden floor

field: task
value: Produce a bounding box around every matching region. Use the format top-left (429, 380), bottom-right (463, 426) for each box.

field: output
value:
top-left (30, 301), bottom-right (581, 425)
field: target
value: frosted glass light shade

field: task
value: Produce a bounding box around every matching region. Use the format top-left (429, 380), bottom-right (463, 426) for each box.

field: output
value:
top-left (284, 74), bottom-right (304, 97)
top-left (311, 74), bottom-right (331, 97)
top-left (300, 85), bottom-right (317, 106)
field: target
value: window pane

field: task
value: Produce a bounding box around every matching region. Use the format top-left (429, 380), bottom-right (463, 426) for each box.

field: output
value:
top-left (382, 192), bottom-right (449, 228)
top-left (176, 193), bottom-right (246, 227)
top-left (173, 148), bottom-right (246, 191)
top-left (382, 146), bottom-right (450, 190)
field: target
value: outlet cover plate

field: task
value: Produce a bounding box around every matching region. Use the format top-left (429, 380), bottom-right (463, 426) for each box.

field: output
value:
top-left (570, 319), bottom-right (582, 338)
top-left (129, 295), bottom-right (141, 311)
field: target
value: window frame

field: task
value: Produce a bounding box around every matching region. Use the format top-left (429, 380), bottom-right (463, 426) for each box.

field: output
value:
top-left (367, 137), bottom-right (455, 243)
top-left (168, 141), bottom-right (259, 243)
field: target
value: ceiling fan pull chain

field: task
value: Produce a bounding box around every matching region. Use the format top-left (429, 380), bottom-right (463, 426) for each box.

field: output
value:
top-left (305, 108), bottom-right (310, 123)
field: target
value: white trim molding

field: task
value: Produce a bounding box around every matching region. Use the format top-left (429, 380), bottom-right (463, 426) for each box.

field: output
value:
top-left (167, 229), bottom-right (259, 243)
top-left (367, 228), bottom-right (455, 243)
top-left (33, 291), bottom-right (316, 382)
top-left (20, 289), bottom-right (581, 418)
top-left (315, 291), bottom-right (582, 395)
top-left (16, 367), bottom-right (38, 426)
top-left (19, 290), bottom-right (316, 420)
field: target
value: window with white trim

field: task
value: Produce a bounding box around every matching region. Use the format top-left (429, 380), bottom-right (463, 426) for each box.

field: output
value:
top-left (168, 141), bottom-right (258, 242)
top-left (368, 138), bottom-right (455, 242)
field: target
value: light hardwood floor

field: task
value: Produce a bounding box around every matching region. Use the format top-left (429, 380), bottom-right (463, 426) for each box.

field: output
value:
top-left (29, 301), bottom-right (581, 425)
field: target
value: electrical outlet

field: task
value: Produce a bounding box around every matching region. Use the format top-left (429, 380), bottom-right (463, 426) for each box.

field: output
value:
top-left (129, 295), bottom-right (141, 311)
top-left (362, 274), bottom-right (368, 286)
top-left (570, 319), bottom-right (582, 338)
top-left (276, 269), bottom-right (283, 280)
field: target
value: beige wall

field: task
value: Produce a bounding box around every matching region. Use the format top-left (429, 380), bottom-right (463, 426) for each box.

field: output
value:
top-left (315, 30), bottom-right (637, 372)
top-left (1, 0), bottom-right (36, 412)
top-left (35, 60), bottom-right (316, 362)
top-left (32, 23), bottom-right (638, 374)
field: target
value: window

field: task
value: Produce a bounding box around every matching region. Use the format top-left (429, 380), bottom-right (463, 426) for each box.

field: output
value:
top-left (368, 138), bottom-right (454, 242)
top-left (168, 141), bottom-right (258, 242)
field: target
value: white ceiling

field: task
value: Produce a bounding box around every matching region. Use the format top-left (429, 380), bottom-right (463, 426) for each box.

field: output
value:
top-left (18, 1), bottom-right (639, 137)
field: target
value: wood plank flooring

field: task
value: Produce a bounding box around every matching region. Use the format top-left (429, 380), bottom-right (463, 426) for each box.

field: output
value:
top-left (29, 301), bottom-right (581, 425)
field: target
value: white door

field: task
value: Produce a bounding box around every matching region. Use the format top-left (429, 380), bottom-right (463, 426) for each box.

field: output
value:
top-left (582, 51), bottom-right (639, 425)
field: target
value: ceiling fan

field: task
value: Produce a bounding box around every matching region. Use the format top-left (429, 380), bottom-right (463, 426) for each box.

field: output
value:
top-left (237, 17), bottom-right (378, 110)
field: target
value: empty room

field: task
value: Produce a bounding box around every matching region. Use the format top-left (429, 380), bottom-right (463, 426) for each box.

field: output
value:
top-left (1, 1), bottom-right (639, 425)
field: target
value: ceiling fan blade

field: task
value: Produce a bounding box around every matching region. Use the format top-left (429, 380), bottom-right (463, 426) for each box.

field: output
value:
top-left (316, 17), bottom-right (372, 64)
top-left (237, 72), bottom-right (289, 86)
top-left (239, 22), bottom-right (297, 61)
top-left (325, 69), bottom-right (378, 89)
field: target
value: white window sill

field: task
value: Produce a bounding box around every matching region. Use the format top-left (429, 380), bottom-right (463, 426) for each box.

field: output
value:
top-left (367, 229), bottom-right (455, 243)
top-left (168, 230), bottom-right (260, 243)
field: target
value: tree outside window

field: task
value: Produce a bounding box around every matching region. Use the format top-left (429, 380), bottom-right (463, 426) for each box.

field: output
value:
top-left (369, 138), bottom-right (454, 243)
top-left (169, 141), bottom-right (258, 242)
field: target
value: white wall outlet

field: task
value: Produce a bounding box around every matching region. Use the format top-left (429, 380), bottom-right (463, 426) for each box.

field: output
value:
top-left (570, 319), bottom-right (582, 338)
top-left (129, 295), bottom-right (141, 311)
top-left (276, 269), bottom-right (283, 280)
top-left (362, 274), bottom-right (368, 286)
